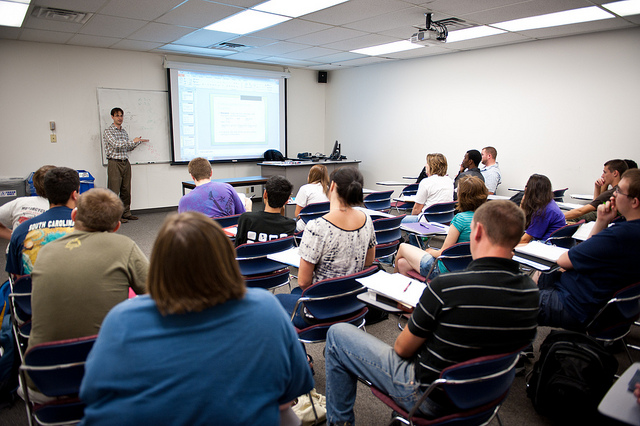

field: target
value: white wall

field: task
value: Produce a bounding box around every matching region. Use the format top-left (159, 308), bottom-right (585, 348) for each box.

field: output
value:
top-left (325, 27), bottom-right (640, 197)
top-left (0, 41), bottom-right (325, 209)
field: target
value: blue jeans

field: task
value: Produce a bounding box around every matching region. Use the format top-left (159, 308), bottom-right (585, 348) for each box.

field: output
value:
top-left (537, 272), bottom-right (583, 331)
top-left (325, 323), bottom-right (445, 424)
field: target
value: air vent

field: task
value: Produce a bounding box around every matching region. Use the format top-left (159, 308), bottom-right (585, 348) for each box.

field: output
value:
top-left (214, 42), bottom-right (252, 52)
top-left (31, 7), bottom-right (93, 24)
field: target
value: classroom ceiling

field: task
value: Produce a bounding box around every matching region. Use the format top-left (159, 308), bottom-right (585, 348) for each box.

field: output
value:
top-left (1, 0), bottom-right (639, 70)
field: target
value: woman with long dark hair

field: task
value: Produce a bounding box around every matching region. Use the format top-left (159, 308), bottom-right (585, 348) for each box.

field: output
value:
top-left (519, 174), bottom-right (566, 244)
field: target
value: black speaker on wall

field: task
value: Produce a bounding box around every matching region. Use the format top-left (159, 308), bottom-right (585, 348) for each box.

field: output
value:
top-left (318, 71), bottom-right (328, 83)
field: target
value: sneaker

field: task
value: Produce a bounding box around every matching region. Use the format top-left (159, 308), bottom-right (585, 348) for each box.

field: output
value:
top-left (123, 215), bottom-right (138, 220)
top-left (120, 217), bottom-right (128, 223)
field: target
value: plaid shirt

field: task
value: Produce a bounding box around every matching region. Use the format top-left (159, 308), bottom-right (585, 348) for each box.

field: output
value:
top-left (103, 123), bottom-right (141, 160)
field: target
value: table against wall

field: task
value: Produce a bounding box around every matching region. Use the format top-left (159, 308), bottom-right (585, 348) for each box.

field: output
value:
top-left (258, 160), bottom-right (361, 194)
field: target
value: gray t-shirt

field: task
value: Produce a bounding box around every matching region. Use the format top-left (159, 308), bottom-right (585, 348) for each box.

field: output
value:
top-left (298, 213), bottom-right (376, 284)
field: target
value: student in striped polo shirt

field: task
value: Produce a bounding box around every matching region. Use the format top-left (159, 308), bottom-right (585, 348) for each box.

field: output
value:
top-left (325, 200), bottom-right (539, 425)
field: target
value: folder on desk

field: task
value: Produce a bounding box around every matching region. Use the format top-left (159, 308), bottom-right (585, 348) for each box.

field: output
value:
top-left (356, 270), bottom-right (426, 309)
top-left (400, 221), bottom-right (448, 235)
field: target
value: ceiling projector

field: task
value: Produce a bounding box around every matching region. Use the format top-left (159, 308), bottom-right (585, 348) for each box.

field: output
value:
top-left (410, 12), bottom-right (447, 46)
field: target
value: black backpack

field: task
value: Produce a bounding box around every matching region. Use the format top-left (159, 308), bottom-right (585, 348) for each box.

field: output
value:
top-left (526, 330), bottom-right (618, 423)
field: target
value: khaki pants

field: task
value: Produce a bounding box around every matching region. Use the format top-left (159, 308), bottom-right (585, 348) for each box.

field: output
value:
top-left (107, 159), bottom-right (132, 216)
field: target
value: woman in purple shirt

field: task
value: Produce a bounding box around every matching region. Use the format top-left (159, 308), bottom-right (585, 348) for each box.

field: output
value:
top-left (519, 174), bottom-right (566, 244)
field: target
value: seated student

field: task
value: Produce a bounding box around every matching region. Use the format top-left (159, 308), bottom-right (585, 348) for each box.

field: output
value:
top-left (625, 159), bottom-right (638, 170)
top-left (395, 176), bottom-right (488, 279)
top-left (0, 165), bottom-right (54, 241)
top-left (25, 188), bottom-right (147, 398)
top-left (276, 167), bottom-right (376, 326)
top-left (564, 159), bottom-right (627, 222)
top-left (79, 212), bottom-right (313, 424)
top-left (178, 157), bottom-right (249, 217)
top-left (537, 168), bottom-right (640, 331)
top-left (324, 201), bottom-right (539, 424)
top-left (453, 149), bottom-right (484, 198)
top-left (411, 153), bottom-right (453, 215)
top-left (518, 174), bottom-right (566, 244)
top-left (294, 164), bottom-right (330, 232)
top-left (235, 175), bottom-right (295, 246)
top-left (6, 167), bottom-right (78, 277)
top-left (479, 146), bottom-right (501, 195)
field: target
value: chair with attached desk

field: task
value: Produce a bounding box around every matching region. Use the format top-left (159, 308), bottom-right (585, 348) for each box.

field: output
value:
top-left (421, 202), bottom-right (457, 225)
top-left (370, 349), bottom-right (521, 426)
top-left (19, 334), bottom-right (97, 426)
top-left (553, 188), bottom-right (569, 202)
top-left (586, 281), bottom-right (640, 364)
top-left (406, 242), bottom-right (472, 284)
top-left (373, 215), bottom-right (406, 262)
top-left (364, 190), bottom-right (394, 212)
top-left (391, 184), bottom-right (419, 214)
top-left (285, 266), bottom-right (379, 344)
top-left (236, 236), bottom-right (294, 291)
top-left (544, 220), bottom-right (584, 249)
top-left (213, 213), bottom-right (242, 228)
top-left (297, 201), bottom-right (330, 225)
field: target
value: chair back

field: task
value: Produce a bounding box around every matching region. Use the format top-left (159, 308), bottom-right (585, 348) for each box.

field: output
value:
top-left (392, 184), bottom-right (419, 213)
top-left (374, 240), bottom-right (400, 261)
top-left (421, 201), bottom-right (457, 225)
top-left (299, 266), bottom-right (378, 320)
top-left (9, 275), bottom-right (32, 322)
top-left (437, 242), bottom-right (472, 273)
top-left (213, 213), bottom-right (242, 228)
top-left (544, 220), bottom-right (583, 249)
top-left (364, 190), bottom-right (394, 212)
top-left (21, 335), bottom-right (97, 397)
top-left (440, 351), bottom-right (520, 411)
top-left (401, 184), bottom-right (419, 196)
top-left (236, 236), bottom-right (294, 276)
top-left (298, 202), bottom-right (330, 224)
top-left (586, 282), bottom-right (640, 343)
top-left (373, 215), bottom-right (405, 244)
top-left (244, 268), bottom-right (290, 291)
top-left (553, 188), bottom-right (568, 202)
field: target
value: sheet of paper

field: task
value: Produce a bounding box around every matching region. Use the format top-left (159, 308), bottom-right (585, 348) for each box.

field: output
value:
top-left (514, 241), bottom-right (568, 262)
top-left (572, 221), bottom-right (596, 241)
top-left (266, 247), bottom-right (301, 268)
top-left (356, 270), bottom-right (426, 307)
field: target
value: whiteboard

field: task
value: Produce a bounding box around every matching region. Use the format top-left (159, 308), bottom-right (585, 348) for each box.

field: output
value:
top-left (97, 88), bottom-right (171, 165)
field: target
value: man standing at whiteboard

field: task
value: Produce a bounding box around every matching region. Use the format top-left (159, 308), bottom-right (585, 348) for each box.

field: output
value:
top-left (103, 107), bottom-right (148, 222)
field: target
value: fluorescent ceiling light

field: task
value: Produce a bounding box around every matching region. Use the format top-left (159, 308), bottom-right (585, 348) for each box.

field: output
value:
top-left (352, 40), bottom-right (422, 56)
top-left (493, 6), bottom-right (614, 32)
top-left (204, 9), bottom-right (291, 34)
top-left (447, 26), bottom-right (506, 43)
top-left (254, 0), bottom-right (348, 18)
top-left (0, 0), bottom-right (30, 27)
top-left (602, 0), bottom-right (640, 16)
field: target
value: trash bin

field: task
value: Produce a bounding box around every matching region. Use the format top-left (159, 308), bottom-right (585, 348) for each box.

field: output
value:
top-left (78, 170), bottom-right (95, 194)
top-left (0, 177), bottom-right (28, 207)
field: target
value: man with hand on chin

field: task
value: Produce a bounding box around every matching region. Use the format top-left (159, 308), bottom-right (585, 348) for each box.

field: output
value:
top-left (103, 107), bottom-right (148, 223)
top-left (537, 168), bottom-right (640, 331)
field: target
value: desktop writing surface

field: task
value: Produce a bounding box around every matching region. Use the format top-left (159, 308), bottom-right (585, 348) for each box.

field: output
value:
top-left (97, 88), bottom-right (171, 165)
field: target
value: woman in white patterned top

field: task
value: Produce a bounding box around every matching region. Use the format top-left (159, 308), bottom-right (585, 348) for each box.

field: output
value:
top-left (276, 167), bottom-right (376, 327)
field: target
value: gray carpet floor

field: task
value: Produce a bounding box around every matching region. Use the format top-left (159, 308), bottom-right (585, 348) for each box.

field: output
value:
top-left (1, 205), bottom-right (638, 425)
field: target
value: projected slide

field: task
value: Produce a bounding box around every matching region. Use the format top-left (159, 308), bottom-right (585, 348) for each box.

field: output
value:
top-left (169, 68), bottom-right (285, 163)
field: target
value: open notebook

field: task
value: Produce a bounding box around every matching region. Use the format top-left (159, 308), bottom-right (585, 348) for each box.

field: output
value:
top-left (356, 270), bottom-right (427, 309)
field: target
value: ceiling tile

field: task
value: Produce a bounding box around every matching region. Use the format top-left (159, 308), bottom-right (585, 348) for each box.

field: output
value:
top-left (19, 28), bottom-right (74, 43)
top-left (111, 39), bottom-right (164, 51)
top-left (98, 0), bottom-right (184, 21)
top-left (287, 27), bottom-right (368, 46)
top-left (344, 5), bottom-right (430, 33)
top-left (128, 22), bottom-right (194, 43)
top-left (302, 0), bottom-right (414, 26)
top-left (224, 35), bottom-right (278, 47)
top-left (248, 41), bottom-right (312, 55)
top-left (305, 51), bottom-right (363, 64)
top-left (276, 46), bottom-right (341, 60)
top-left (258, 57), bottom-right (322, 67)
top-left (465, 0), bottom-right (594, 24)
top-left (329, 55), bottom-right (392, 67)
top-left (67, 33), bottom-right (121, 47)
top-left (155, 0), bottom-right (243, 28)
top-left (514, 16), bottom-right (635, 39)
top-left (79, 14), bottom-right (147, 38)
top-left (322, 33), bottom-right (401, 51)
top-left (250, 18), bottom-right (332, 40)
top-left (206, 0), bottom-right (264, 8)
top-left (0, 27), bottom-right (22, 39)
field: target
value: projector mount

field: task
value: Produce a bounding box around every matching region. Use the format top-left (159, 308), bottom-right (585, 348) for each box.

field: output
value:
top-left (415, 13), bottom-right (448, 41)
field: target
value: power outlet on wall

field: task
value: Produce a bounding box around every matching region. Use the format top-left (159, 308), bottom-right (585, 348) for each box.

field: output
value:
top-left (50, 134), bottom-right (57, 143)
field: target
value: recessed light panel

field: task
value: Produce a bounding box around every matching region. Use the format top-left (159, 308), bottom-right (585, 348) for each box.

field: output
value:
top-left (352, 40), bottom-right (423, 56)
top-left (204, 9), bottom-right (291, 35)
top-left (493, 6), bottom-right (614, 32)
